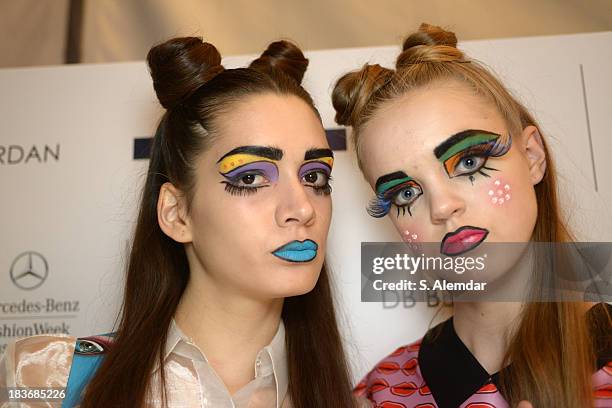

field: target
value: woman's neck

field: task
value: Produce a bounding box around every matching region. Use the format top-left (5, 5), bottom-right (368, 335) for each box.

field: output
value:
top-left (174, 271), bottom-right (284, 395)
top-left (452, 301), bottom-right (523, 375)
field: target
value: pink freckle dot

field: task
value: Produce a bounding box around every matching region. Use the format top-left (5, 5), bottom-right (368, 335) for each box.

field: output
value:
top-left (505, 194), bottom-right (511, 200)
top-left (488, 190), bottom-right (494, 196)
top-left (498, 198), bottom-right (505, 204)
top-left (492, 197), bottom-right (498, 204)
top-left (497, 189), bottom-right (503, 195)
top-left (504, 184), bottom-right (510, 190)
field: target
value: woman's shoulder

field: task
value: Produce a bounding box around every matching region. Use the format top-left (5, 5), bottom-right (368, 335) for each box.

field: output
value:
top-left (1, 334), bottom-right (77, 388)
top-left (354, 337), bottom-right (424, 396)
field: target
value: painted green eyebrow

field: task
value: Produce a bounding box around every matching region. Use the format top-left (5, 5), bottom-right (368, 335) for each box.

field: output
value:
top-left (375, 171), bottom-right (413, 195)
top-left (434, 130), bottom-right (501, 163)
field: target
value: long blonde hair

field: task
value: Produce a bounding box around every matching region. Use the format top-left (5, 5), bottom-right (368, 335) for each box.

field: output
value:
top-left (332, 23), bottom-right (603, 407)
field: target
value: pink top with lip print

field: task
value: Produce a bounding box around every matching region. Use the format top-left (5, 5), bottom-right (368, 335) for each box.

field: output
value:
top-left (355, 304), bottom-right (611, 408)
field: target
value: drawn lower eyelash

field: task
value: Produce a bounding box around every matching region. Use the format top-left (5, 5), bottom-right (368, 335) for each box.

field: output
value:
top-left (476, 164), bottom-right (500, 179)
top-left (221, 182), bottom-right (265, 196)
top-left (305, 174), bottom-right (332, 196)
top-left (312, 184), bottom-right (332, 196)
top-left (395, 206), bottom-right (412, 218)
top-left (452, 151), bottom-right (501, 181)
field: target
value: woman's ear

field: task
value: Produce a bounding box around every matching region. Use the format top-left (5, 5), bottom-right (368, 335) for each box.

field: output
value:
top-left (521, 125), bottom-right (547, 185)
top-left (157, 182), bottom-right (192, 243)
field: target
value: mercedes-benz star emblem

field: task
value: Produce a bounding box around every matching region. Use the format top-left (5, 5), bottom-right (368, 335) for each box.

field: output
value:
top-left (10, 251), bottom-right (49, 290)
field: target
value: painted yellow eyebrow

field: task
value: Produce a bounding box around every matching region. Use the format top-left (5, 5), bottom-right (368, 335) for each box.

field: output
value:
top-left (218, 153), bottom-right (276, 174)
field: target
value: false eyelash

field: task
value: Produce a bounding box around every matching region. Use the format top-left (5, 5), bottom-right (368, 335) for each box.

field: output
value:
top-left (367, 196), bottom-right (392, 218)
top-left (479, 136), bottom-right (512, 158)
top-left (222, 182), bottom-right (263, 196)
top-left (312, 184), bottom-right (332, 196)
top-left (305, 174), bottom-right (333, 196)
top-left (458, 144), bottom-right (502, 163)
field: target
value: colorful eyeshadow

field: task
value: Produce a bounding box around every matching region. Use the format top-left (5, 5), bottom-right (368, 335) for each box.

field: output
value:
top-left (218, 153), bottom-right (277, 174)
top-left (434, 130), bottom-right (511, 178)
top-left (221, 160), bottom-right (279, 183)
top-left (369, 171), bottom-right (422, 218)
top-left (299, 159), bottom-right (333, 179)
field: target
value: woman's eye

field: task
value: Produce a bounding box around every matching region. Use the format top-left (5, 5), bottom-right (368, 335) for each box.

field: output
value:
top-left (237, 173), bottom-right (267, 186)
top-left (303, 171), bottom-right (329, 187)
top-left (454, 155), bottom-right (486, 175)
top-left (391, 185), bottom-right (422, 206)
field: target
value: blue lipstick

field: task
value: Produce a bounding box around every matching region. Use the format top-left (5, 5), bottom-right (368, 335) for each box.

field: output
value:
top-left (272, 239), bottom-right (318, 263)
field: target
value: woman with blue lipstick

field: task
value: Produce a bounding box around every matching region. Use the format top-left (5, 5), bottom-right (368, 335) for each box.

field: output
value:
top-left (0, 38), bottom-right (362, 407)
top-left (272, 239), bottom-right (319, 263)
top-left (333, 23), bottom-right (610, 408)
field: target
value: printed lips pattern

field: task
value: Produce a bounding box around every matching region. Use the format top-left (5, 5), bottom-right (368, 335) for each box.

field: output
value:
top-left (593, 361), bottom-right (612, 404)
top-left (355, 340), bottom-right (612, 408)
top-left (354, 339), bottom-right (511, 408)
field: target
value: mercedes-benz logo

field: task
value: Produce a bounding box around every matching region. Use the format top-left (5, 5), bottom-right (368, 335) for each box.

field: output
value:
top-left (10, 251), bottom-right (48, 290)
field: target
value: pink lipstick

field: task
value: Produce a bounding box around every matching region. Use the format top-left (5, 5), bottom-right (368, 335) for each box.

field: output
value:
top-left (441, 226), bottom-right (489, 256)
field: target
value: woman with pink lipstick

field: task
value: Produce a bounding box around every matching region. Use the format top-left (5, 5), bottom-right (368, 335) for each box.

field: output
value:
top-left (0, 38), bottom-right (362, 407)
top-left (333, 23), bottom-right (611, 408)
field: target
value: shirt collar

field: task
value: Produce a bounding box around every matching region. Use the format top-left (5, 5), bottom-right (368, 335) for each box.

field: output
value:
top-left (160, 319), bottom-right (288, 408)
top-left (261, 320), bottom-right (288, 407)
top-left (164, 319), bottom-right (184, 361)
top-left (418, 317), bottom-right (493, 408)
top-left (418, 302), bottom-right (612, 408)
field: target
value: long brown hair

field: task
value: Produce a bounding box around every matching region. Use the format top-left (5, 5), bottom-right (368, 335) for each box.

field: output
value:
top-left (80, 37), bottom-right (356, 408)
top-left (332, 23), bottom-right (607, 407)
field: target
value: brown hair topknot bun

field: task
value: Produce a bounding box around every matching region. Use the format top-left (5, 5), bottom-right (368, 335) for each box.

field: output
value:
top-left (147, 37), bottom-right (225, 110)
top-left (396, 23), bottom-right (465, 69)
top-left (249, 40), bottom-right (309, 85)
top-left (332, 64), bottom-right (394, 127)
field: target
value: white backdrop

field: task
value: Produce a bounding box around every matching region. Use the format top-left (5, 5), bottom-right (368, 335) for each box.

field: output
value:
top-left (1, 31), bottom-right (611, 382)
